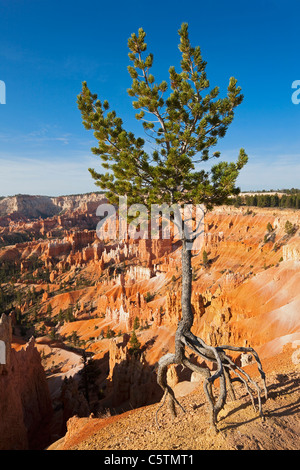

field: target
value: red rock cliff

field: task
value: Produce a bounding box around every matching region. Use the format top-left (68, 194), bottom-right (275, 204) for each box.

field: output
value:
top-left (0, 314), bottom-right (53, 449)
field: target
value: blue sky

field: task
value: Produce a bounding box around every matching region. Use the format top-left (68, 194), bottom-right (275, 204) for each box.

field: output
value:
top-left (0, 0), bottom-right (300, 196)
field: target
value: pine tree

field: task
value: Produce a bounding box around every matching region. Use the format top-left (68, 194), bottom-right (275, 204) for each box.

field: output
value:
top-left (47, 303), bottom-right (52, 317)
top-left (285, 220), bottom-right (295, 236)
top-left (133, 316), bottom-right (140, 330)
top-left (78, 23), bottom-right (266, 431)
top-left (129, 330), bottom-right (141, 355)
top-left (202, 249), bottom-right (208, 267)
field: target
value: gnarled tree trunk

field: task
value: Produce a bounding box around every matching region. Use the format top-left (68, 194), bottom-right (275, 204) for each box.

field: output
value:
top-left (157, 236), bottom-right (268, 431)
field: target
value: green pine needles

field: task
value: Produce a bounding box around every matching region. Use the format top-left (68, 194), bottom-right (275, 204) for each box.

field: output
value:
top-left (77, 23), bottom-right (247, 211)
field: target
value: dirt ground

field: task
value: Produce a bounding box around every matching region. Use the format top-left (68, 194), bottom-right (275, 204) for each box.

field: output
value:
top-left (48, 345), bottom-right (300, 451)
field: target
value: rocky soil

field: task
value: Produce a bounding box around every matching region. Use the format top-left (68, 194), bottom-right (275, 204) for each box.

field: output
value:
top-left (49, 346), bottom-right (300, 451)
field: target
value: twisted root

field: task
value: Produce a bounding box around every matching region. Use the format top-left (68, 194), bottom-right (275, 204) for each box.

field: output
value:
top-left (156, 332), bottom-right (267, 431)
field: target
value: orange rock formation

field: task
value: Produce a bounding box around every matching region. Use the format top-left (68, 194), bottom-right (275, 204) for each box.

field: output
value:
top-left (1, 197), bottom-right (300, 449)
top-left (0, 315), bottom-right (53, 449)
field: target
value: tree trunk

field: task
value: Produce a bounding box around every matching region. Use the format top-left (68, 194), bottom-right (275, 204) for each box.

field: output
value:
top-left (175, 237), bottom-right (193, 362)
top-left (156, 235), bottom-right (268, 431)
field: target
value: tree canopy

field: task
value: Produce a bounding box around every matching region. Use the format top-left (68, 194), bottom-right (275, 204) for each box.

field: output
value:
top-left (77, 23), bottom-right (247, 212)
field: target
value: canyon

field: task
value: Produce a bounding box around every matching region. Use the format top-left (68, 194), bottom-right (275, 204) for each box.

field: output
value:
top-left (0, 192), bottom-right (300, 449)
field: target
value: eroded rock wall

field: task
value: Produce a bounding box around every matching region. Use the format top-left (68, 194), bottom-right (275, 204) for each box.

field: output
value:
top-left (0, 315), bottom-right (53, 449)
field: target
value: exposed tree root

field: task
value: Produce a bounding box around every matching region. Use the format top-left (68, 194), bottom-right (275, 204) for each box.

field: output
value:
top-left (156, 238), bottom-right (268, 432)
top-left (156, 332), bottom-right (268, 432)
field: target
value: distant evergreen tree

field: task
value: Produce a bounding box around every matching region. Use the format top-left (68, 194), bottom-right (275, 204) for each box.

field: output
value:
top-left (202, 249), bottom-right (208, 266)
top-left (133, 316), bottom-right (140, 330)
top-left (270, 194), bottom-right (279, 207)
top-left (47, 304), bottom-right (52, 317)
top-left (129, 330), bottom-right (141, 355)
top-left (285, 220), bottom-right (296, 236)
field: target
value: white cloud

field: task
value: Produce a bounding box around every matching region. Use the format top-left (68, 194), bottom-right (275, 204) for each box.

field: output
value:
top-left (1, 149), bottom-right (299, 198)
top-left (237, 153), bottom-right (300, 190)
top-left (194, 148), bottom-right (300, 191)
top-left (0, 154), bottom-right (99, 196)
